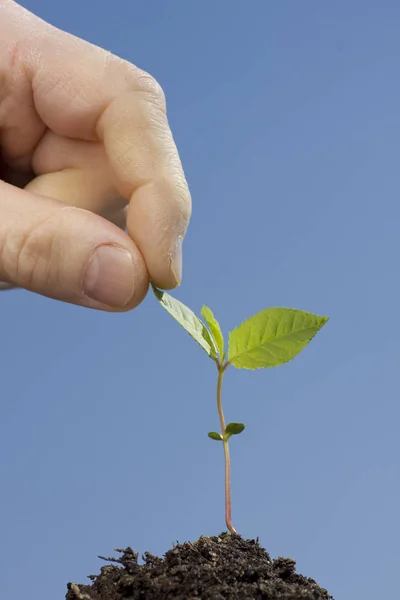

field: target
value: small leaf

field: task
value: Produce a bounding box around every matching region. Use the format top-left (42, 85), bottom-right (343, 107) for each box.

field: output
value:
top-left (152, 286), bottom-right (217, 360)
top-left (228, 307), bottom-right (328, 369)
top-left (201, 305), bottom-right (225, 359)
top-left (224, 423), bottom-right (245, 439)
top-left (208, 432), bottom-right (223, 441)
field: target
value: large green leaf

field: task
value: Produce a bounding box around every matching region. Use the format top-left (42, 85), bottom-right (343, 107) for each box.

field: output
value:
top-left (201, 305), bottom-right (225, 359)
top-left (152, 286), bottom-right (217, 360)
top-left (228, 307), bottom-right (328, 369)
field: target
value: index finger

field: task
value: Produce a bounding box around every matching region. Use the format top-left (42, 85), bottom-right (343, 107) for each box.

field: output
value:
top-left (96, 75), bottom-right (192, 288)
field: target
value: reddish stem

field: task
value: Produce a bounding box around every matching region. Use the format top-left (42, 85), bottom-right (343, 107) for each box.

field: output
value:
top-left (216, 365), bottom-right (237, 534)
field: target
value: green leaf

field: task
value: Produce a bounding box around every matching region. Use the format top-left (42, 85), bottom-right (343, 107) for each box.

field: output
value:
top-left (224, 423), bottom-right (245, 440)
top-left (228, 307), bottom-right (328, 369)
top-left (152, 286), bottom-right (217, 360)
top-left (208, 432), bottom-right (223, 441)
top-left (201, 305), bottom-right (225, 359)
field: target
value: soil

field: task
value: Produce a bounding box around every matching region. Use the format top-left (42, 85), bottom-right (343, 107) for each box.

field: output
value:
top-left (66, 532), bottom-right (334, 600)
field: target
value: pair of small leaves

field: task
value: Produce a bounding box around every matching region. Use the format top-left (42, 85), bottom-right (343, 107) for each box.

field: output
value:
top-left (208, 423), bottom-right (245, 442)
top-left (152, 285), bottom-right (328, 370)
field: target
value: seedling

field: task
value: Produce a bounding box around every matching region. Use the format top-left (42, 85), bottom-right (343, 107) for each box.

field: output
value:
top-left (152, 285), bottom-right (328, 534)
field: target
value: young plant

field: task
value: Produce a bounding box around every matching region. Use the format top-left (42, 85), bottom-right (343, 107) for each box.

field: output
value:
top-left (152, 285), bottom-right (328, 534)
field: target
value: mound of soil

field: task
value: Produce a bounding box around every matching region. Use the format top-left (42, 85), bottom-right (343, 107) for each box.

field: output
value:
top-left (66, 532), bottom-right (334, 600)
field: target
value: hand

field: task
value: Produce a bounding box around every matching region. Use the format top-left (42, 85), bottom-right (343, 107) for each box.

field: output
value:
top-left (0, 0), bottom-right (191, 310)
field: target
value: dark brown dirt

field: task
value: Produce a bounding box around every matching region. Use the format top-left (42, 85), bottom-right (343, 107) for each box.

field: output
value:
top-left (66, 532), bottom-right (334, 600)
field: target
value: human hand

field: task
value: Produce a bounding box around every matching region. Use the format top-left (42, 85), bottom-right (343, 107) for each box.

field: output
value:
top-left (0, 0), bottom-right (191, 310)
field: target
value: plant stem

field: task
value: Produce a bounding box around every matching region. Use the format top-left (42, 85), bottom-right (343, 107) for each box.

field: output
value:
top-left (216, 364), bottom-right (237, 534)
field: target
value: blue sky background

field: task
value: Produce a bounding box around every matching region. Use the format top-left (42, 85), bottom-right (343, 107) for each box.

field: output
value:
top-left (1, 2), bottom-right (399, 599)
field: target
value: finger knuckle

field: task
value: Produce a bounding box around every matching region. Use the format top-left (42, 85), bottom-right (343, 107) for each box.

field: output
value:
top-left (0, 209), bottom-right (62, 289)
top-left (103, 52), bottom-right (166, 109)
top-left (159, 170), bottom-right (192, 229)
top-left (172, 169), bottom-right (192, 223)
top-left (133, 68), bottom-right (166, 111)
top-left (177, 186), bottom-right (192, 229)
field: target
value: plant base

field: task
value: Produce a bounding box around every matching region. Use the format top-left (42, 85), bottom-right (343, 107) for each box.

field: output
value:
top-left (66, 532), bottom-right (334, 600)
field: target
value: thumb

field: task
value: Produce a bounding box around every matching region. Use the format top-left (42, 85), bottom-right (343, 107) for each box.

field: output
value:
top-left (0, 181), bottom-right (149, 310)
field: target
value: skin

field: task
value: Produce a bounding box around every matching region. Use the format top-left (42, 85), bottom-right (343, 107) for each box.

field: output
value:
top-left (0, 0), bottom-right (191, 310)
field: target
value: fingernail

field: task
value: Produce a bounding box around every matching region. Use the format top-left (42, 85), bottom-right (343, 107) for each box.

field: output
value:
top-left (84, 245), bottom-right (135, 307)
top-left (170, 236), bottom-right (183, 285)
